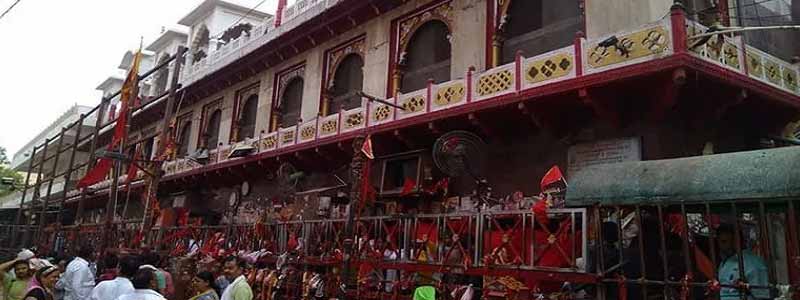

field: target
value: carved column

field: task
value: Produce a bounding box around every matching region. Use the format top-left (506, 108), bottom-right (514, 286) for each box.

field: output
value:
top-left (321, 90), bottom-right (331, 117)
top-left (492, 35), bottom-right (504, 68)
top-left (392, 69), bottom-right (403, 98)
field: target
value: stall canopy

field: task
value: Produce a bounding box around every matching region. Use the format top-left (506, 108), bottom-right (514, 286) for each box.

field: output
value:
top-left (566, 146), bottom-right (800, 206)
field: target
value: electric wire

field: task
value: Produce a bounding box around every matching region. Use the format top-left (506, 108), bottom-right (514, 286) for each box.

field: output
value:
top-left (0, 0), bottom-right (23, 22)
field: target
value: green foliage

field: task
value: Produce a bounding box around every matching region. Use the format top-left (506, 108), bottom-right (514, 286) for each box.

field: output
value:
top-left (0, 146), bottom-right (22, 197)
top-left (0, 147), bottom-right (7, 165)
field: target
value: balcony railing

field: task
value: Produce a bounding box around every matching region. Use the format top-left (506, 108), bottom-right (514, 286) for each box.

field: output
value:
top-left (181, 0), bottom-right (342, 86)
top-left (74, 13), bottom-right (799, 187)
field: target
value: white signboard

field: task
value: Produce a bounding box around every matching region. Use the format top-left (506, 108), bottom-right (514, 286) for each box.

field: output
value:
top-left (568, 137), bottom-right (642, 174)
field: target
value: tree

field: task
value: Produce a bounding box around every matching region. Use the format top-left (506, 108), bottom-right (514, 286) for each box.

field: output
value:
top-left (0, 146), bottom-right (22, 198)
top-left (0, 147), bottom-right (7, 165)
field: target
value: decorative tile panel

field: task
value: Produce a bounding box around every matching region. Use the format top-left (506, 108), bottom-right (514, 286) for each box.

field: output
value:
top-left (472, 63), bottom-right (516, 101)
top-left (341, 106), bottom-right (365, 132)
top-left (784, 68), bottom-right (799, 93)
top-left (298, 119), bottom-right (317, 143)
top-left (745, 45), bottom-right (800, 95)
top-left (765, 60), bottom-right (782, 85)
top-left (259, 132), bottom-right (278, 151)
top-left (279, 125), bottom-right (297, 148)
top-left (431, 80), bottom-right (466, 112)
top-left (523, 46), bottom-right (577, 90)
top-left (397, 90), bottom-right (428, 119)
top-left (687, 21), bottom-right (743, 73)
top-left (317, 114), bottom-right (340, 138)
top-left (368, 98), bottom-right (396, 126)
top-left (746, 50), bottom-right (764, 78)
top-left (583, 19), bottom-right (673, 74)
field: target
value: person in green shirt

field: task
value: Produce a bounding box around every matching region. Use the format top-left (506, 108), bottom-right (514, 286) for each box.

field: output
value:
top-left (1, 258), bottom-right (33, 300)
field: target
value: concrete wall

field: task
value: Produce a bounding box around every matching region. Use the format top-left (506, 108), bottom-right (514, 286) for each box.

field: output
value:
top-left (585, 0), bottom-right (672, 39)
top-left (179, 0), bottom-right (489, 141)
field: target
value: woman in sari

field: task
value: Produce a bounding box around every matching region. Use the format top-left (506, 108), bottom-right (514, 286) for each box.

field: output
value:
top-left (189, 271), bottom-right (220, 300)
top-left (23, 266), bottom-right (61, 300)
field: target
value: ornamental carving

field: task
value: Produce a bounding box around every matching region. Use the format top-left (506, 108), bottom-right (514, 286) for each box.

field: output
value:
top-left (300, 125), bottom-right (316, 140)
top-left (320, 119), bottom-right (338, 135)
top-left (281, 130), bottom-right (296, 144)
top-left (401, 95), bottom-right (426, 113)
top-left (526, 53), bottom-right (573, 84)
top-left (262, 135), bottom-right (278, 149)
top-left (345, 112), bottom-right (364, 128)
top-left (722, 43), bottom-right (740, 69)
top-left (765, 60), bottom-right (781, 85)
top-left (588, 26), bottom-right (669, 68)
top-left (372, 105), bottom-right (392, 122)
top-left (495, 0), bottom-right (513, 31)
top-left (325, 37), bottom-right (366, 89)
top-left (434, 83), bottom-right (465, 106)
top-left (477, 70), bottom-right (513, 96)
top-left (396, 1), bottom-right (454, 63)
top-left (275, 64), bottom-right (306, 108)
top-left (784, 68), bottom-right (798, 91)
top-left (747, 51), bottom-right (764, 78)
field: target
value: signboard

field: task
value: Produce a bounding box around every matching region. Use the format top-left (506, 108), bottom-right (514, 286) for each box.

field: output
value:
top-left (568, 137), bottom-right (642, 174)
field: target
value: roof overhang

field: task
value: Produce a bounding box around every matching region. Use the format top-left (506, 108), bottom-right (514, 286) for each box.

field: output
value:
top-left (566, 146), bottom-right (800, 206)
top-left (178, 0), bottom-right (271, 26)
top-left (118, 50), bottom-right (154, 70)
top-left (96, 75), bottom-right (124, 91)
top-left (146, 28), bottom-right (189, 52)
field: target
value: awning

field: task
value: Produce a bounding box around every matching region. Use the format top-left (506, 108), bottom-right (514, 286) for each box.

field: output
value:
top-left (566, 146), bottom-right (800, 206)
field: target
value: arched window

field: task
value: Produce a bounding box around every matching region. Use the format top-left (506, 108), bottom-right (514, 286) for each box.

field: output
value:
top-left (400, 20), bottom-right (451, 93)
top-left (329, 54), bottom-right (364, 114)
top-left (237, 95), bottom-right (259, 141)
top-left (205, 109), bottom-right (222, 150)
top-left (501, 0), bottom-right (581, 63)
top-left (277, 78), bottom-right (304, 128)
top-left (178, 122), bottom-right (192, 157)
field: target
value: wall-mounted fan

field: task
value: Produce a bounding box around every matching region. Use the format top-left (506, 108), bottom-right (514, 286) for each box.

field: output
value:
top-left (433, 131), bottom-right (498, 208)
top-left (432, 130), bottom-right (488, 179)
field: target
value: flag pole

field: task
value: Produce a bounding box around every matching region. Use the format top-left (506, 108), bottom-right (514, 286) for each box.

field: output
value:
top-left (103, 43), bottom-right (142, 251)
top-left (141, 46), bottom-right (187, 247)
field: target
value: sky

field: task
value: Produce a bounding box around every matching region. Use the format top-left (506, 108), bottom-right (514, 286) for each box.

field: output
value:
top-left (0, 0), bottom-right (283, 158)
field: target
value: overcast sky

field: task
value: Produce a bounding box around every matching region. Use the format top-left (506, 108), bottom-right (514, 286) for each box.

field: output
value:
top-left (0, 0), bottom-right (283, 158)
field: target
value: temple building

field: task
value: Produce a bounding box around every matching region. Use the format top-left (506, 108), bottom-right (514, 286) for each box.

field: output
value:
top-left (6, 0), bottom-right (800, 299)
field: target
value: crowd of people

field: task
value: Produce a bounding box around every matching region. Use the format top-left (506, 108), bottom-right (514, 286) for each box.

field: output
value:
top-left (1, 244), bottom-right (256, 300)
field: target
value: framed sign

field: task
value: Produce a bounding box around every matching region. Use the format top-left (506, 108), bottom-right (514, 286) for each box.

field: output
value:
top-left (568, 137), bottom-right (642, 174)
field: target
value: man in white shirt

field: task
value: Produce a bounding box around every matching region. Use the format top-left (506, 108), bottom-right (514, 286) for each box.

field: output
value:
top-left (58, 244), bottom-right (96, 300)
top-left (115, 268), bottom-right (165, 300)
top-left (90, 256), bottom-right (138, 300)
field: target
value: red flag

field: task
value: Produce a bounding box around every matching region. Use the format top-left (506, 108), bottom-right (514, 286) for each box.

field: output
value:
top-left (361, 135), bottom-right (374, 159)
top-left (540, 165), bottom-right (565, 191)
top-left (694, 246), bottom-right (715, 279)
top-left (400, 177), bottom-right (416, 196)
top-left (77, 157), bottom-right (113, 189)
top-left (77, 51), bottom-right (142, 189)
